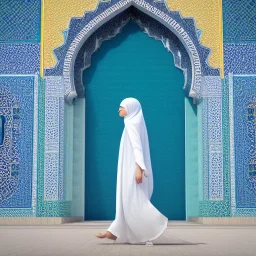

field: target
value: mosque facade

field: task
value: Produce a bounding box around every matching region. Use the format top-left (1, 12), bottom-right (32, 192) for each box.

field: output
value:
top-left (0, 0), bottom-right (256, 224)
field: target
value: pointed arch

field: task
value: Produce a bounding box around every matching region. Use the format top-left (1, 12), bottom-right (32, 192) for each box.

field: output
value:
top-left (45, 0), bottom-right (219, 104)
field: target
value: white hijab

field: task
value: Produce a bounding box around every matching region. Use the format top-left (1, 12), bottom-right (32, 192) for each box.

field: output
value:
top-left (120, 97), bottom-right (144, 125)
top-left (120, 97), bottom-right (152, 181)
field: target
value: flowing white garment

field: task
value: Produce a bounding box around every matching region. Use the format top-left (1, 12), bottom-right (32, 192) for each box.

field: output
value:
top-left (107, 98), bottom-right (168, 244)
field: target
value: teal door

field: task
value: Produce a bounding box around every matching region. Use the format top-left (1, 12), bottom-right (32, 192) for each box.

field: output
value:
top-left (83, 21), bottom-right (185, 220)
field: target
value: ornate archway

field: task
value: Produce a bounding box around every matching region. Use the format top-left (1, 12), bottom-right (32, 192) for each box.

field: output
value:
top-left (45, 0), bottom-right (219, 104)
top-left (41, 0), bottom-right (223, 219)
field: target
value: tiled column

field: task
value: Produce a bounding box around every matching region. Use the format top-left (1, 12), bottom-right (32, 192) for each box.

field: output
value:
top-left (44, 76), bottom-right (64, 201)
top-left (202, 76), bottom-right (224, 200)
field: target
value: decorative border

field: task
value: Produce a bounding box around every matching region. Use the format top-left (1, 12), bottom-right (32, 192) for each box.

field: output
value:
top-left (201, 76), bottom-right (223, 201)
top-left (222, 77), bottom-right (231, 201)
top-left (228, 74), bottom-right (256, 216)
top-left (228, 73), bottom-right (236, 216)
top-left (73, 8), bottom-right (131, 98)
top-left (63, 0), bottom-right (201, 101)
top-left (74, 7), bottom-right (192, 98)
top-left (198, 75), bottom-right (230, 217)
top-left (44, 76), bottom-right (64, 201)
top-left (202, 97), bottom-right (209, 200)
top-left (37, 77), bottom-right (71, 217)
top-left (32, 75), bottom-right (39, 215)
top-left (45, 0), bottom-right (219, 104)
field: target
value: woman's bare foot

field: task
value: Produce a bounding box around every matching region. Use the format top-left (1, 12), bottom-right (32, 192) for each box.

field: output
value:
top-left (96, 231), bottom-right (117, 240)
top-left (96, 232), bottom-right (106, 238)
top-left (106, 231), bottom-right (117, 240)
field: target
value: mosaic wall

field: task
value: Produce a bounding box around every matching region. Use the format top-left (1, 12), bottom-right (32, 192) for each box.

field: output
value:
top-left (37, 77), bottom-right (71, 217)
top-left (232, 76), bottom-right (256, 214)
top-left (0, 76), bottom-right (37, 217)
top-left (199, 77), bottom-right (231, 217)
top-left (224, 44), bottom-right (256, 76)
top-left (0, 43), bottom-right (40, 75)
top-left (222, 0), bottom-right (256, 217)
top-left (0, 0), bottom-right (40, 217)
top-left (0, 0), bottom-right (255, 219)
top-left (198, 0), bottom-right (256, 216)
top-left (0, 0), bottom-right (41, 42)
top-left (223, 0), bottom-right (256, 43)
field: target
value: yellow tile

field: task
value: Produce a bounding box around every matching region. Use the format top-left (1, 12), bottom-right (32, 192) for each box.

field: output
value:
top-left (43, 0), bottom-right (99, 70)
top-left (166, 0), bottom-right (223, 73)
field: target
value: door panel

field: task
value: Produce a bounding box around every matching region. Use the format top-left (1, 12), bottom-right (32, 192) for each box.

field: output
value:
top-left (83, 21), bottom-right (185, 220)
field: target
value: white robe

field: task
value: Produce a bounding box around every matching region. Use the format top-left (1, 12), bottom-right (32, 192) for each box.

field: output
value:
top-left (107, 98), bottom-right (168, 244)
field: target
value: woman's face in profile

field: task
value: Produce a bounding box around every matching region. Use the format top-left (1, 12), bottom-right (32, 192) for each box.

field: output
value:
top-left (118, 106), bottom-right (127, 117)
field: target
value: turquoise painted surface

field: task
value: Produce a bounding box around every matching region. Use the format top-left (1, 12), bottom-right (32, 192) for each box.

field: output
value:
top-left (185, 97), bottom-right (199, 219)
top-left (83, 21), bottom-right (185, 220)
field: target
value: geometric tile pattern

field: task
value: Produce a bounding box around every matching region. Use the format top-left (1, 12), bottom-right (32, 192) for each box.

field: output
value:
top-left (0, 43), bottom-right (40, 74)
top-left (37, 78), bottom-right (71, 216)
top-left (201, 76), bottom-right (223, 200)
top-left (0, 76), bottom-right (34, 209)
top-left (233, 75), bottom-right (256, 209)
top-left (199, 200), bottom-right (230, 217)
top-left (32, 75), bottom-right (39, 216)
top-left (224, 44), bottom-right (256, 76)
top-left (222, 77), bottom-right (232, 203)
top-left (223, 0), bottom-right (256, 42)
top-left (44, 77), bottom-right (64, 201)
top-left (198, 78), bottom-right (231, 217)
top-left (0, 0), bottom-right (40, 42)
top-left (228, 73), bottom-right (236, 216)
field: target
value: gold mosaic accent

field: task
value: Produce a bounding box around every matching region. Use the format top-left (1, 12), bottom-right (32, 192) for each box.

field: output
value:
top-left (166, 0), bottom-right (223, 74)
top-left (43, 0), bottom-right (99, 70)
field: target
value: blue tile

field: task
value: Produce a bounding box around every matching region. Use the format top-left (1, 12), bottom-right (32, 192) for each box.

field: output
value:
top-left (0, 43), bottom-right (40, 74)
top-left (233, 76), bottom-right (256, 208)
top-left (224, 44), bottom-right (256, 75)
top-left (223, 0), bottom-right (256, 42)
top-left (0, 0), bottom-right (41, 42)
top-left (0, 76), bottom-right (34, 208)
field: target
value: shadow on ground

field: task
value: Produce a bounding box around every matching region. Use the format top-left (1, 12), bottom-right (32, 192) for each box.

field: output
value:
top-left (99, 242), bottom-right (205, 245)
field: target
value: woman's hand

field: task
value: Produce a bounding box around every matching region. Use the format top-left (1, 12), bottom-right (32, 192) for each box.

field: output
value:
top-left (136, 164), bottom-right (143, 184)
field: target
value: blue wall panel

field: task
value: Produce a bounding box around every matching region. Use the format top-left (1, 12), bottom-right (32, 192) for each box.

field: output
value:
top-left (224, 44), bottom-right (256, 75)
top-left (0, 43), bottom-right (40, 74)
top-left (0, 0), bottom-right (41, 42)
top-left (223, 0), bottom-right (256, 42)
top-left (233, 76), bottom-right (256, 208)
top-left (0, 76), bottom-right (34, 208)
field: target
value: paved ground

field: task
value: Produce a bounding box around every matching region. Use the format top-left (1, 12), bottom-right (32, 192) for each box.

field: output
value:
top-left (0, 221), bottom-right (255, 256)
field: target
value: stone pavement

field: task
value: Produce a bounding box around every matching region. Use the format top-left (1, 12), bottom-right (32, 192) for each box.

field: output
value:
top-left (0, 221), bottom-right (255, 256)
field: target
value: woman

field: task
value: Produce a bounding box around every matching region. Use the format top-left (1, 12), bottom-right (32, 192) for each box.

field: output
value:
top-left (96, 98), bottom-right (168, 244)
